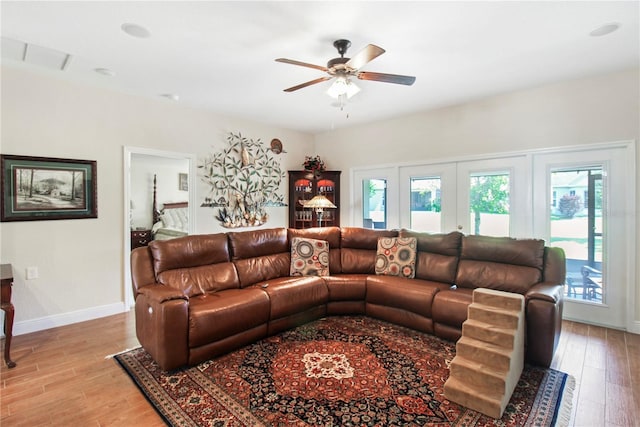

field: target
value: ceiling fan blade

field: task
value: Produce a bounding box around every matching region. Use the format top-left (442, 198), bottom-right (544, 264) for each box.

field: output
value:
top-left (357, 71), bottom-right (416, 86)
top-left (283, 76), bottom-right (332, 92)
top-left (275, 58), bottom-right (327, 72)
top-left (345, 44), bottom-right (385, 70)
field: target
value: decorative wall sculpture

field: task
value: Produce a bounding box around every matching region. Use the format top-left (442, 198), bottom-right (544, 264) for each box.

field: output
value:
top-left (199, 132), bottom-right (286, 228)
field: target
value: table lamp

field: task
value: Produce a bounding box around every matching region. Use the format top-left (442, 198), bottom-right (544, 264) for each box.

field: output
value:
top-left (304, 195), bottom-right (337, 227)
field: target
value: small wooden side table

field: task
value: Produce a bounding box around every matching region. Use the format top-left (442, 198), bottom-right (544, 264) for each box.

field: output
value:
top-left (131, 229), bottom-right (152, 250)
top-left (1, 264), bottom-right (16, 368)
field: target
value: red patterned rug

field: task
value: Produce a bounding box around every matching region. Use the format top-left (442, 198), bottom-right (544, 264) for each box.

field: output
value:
top-left (114, 316), bottom-right (573, 426)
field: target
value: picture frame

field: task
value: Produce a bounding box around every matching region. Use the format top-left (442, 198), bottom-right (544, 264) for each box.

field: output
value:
top-left (179, 173), bottom-right (188, 191)
top-left (1, 154), bottom-right (97, 222)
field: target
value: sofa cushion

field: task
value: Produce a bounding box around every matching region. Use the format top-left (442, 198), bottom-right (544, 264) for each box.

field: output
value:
top-left (229, 227), bottom-right (289, 259)
top-left (375, 237), bottom-right (417, 278)
top-left (456, 235), bottom-right (545, 293)
top-left (461, 235), bottom-right (544, 268)
top-left (323, 274), bottom-right (367, 301)
top-left (188, 288), bottom-right (270, 348)
top-left (431, 287), bottom-right (474, 329)
top-left (366, 276), bottom-right (450, 318)
top-left (229, 228), bottom-right (290, 287)
top-left (156, 263), bottom-right (239, 297)
top-left (254, 276), bottom-right (328, 320)
top-left (399, 230), bottom-right (461, 283)
top-left (149, 233), bottom-right (230, 275)
top-left (288, 227), bottom-right (342, 274)
top-left (340, 227), bottom-right (398, 274)
top-left (290, 237), bottom-right (330, 277)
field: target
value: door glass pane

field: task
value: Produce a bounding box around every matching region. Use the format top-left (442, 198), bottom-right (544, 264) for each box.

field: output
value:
top-left (550, 168), bottom-right (604, 303)
top-left (363, 179), bottom-right (386, 229)
top-left (410, 177), bottom-right (441, 232)
top-left (469, 173), bottom-right (510, 236)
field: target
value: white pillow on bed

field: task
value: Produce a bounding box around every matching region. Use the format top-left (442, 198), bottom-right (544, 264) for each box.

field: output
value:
top-left (160, 213), bottom-right (175, 228)
top-left (159, 208), bottom-right (188, 232)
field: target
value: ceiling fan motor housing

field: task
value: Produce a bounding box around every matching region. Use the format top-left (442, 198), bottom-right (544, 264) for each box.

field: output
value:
top-left (327, 56), bottom-right (350, 72)
top-left (333, 39), bottom-right (351, 56)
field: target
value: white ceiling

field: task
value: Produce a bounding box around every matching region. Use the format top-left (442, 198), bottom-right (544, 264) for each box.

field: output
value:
top-left (1, 1), bottom-right (638, 134)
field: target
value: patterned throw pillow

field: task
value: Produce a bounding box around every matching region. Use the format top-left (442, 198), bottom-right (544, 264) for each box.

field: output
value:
top-left (290, 237), bottom-right (330, 277)
top-left (375, 237), bottom-right (417, 278)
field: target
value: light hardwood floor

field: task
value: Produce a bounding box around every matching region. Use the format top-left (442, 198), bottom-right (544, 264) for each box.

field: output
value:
top-left (1, 311), bottom-right (638, 426)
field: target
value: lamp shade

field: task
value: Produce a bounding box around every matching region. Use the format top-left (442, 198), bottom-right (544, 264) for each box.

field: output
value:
top-left (304, 195), bottom-right (337, 209)
top-left (326, 76), bottom-right (360, 99)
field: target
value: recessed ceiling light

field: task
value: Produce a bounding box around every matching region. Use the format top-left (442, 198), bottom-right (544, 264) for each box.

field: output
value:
top-left (121, 23), bottom-right (151, 39)
top-left (160, 93), bottom-right (179, 101)
top-left (589, 22), bottom-right (621, 37)
top-left (94, 68), bottom-right (115, 76)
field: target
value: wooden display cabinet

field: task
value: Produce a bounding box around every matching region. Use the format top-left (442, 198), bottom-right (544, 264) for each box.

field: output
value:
top-left (288, 170), bottom-right (341, 228)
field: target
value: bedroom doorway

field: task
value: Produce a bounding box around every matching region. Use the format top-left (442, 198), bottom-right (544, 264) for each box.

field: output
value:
top-left (123, 146), bottom-right (196, 309)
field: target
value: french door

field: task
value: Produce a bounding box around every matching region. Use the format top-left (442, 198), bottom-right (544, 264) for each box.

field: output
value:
top-left (456, 156), bottom-right (530, 237)
top-left (533, 146), bottom-right (631, 328)
top-left (399, 163), bottom-right (456, 232)
top-left (352, 167), bottom-right (398, 228)
top-left (352, 143), bottom-right (634, 330)
top-left (396, 156), bottom-right (529, 236)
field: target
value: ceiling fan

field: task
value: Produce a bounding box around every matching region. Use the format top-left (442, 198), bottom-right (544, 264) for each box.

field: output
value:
top-left (275, 39), bottom-right (416, 101)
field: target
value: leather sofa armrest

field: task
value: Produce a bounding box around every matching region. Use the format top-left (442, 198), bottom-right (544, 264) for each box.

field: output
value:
top-left (135, 285), bottom-right (189, 371)
top-left (524, 281), bottom-right (564, 367)
top-left (137, 284), bottom-right (188, 304)
top-left (525, 281), bottom-right (563, 304)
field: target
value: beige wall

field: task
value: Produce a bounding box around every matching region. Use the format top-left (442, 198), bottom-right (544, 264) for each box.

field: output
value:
top-left (0, 66), bottom-right (313, 333)
top-left (2, 65), bottom-right (638, 334)
top-left (314, 68), bottom-right (640, 330)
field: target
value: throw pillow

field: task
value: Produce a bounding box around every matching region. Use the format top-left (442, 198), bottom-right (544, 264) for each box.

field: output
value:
top-left (290, 237), bottom-right (330, 277)
top-left (375, 237), bottom-right (417, 278)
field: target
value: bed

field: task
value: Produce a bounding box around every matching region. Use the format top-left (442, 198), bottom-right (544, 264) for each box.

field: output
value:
top-left (150, 175), bottom-right (188, 241)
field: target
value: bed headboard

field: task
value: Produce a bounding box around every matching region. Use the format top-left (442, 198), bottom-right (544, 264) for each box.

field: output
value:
top-left (152, 174), bottom-right (188, 225)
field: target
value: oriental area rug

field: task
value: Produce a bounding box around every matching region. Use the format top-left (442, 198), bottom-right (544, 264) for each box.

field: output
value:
top-left (114, 316), bottom-right (573, 427)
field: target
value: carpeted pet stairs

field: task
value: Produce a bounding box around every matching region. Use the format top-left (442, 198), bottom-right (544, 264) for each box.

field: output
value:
top-left (444, 288), bottom-right (525, 418)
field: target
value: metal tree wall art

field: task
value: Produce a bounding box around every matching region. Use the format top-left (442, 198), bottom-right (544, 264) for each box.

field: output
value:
top-left (199, 132), bottom-right (286, 228)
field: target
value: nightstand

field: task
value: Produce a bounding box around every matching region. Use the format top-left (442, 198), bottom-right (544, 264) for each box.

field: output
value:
top-left (131, 229), bottom-right (151, 250)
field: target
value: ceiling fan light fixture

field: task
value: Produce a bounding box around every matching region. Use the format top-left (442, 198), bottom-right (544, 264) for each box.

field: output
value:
top-left (326, 76), bottom-right (360, 99)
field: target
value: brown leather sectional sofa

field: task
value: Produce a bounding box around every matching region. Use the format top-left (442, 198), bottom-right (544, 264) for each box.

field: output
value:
top-left (130, 226), bottom-right (565, 371)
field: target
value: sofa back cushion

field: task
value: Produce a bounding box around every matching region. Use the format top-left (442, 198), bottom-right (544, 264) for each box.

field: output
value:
top-left (399, 230), bottom-right (461, 283)
top-left (229, 228), bottom-right (290, 287)
top-left (148, 233), bottom-right (239, 297)
top-left (288, 227), bottom-right (342, 274)
top-left (340, 227), bottom-right (398, 274)
top-left (456, 235), bottom-right (545, 293)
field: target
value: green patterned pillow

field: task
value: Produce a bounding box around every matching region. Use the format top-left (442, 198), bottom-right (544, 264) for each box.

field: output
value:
top-left (290, 237), bottom-right (330, 276)
top-left (375, 237), bottom-right (417, 278)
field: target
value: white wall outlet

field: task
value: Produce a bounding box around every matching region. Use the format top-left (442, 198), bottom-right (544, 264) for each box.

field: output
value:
top-left (26, 266), bottom-right (39, 280)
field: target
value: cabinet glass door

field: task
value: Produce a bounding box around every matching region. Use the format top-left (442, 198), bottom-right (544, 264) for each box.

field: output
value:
top-left (293, 177), bottom-right (313, 228)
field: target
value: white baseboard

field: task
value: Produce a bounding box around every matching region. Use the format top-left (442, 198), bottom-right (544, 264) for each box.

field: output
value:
top-left (628, 320), bottom-right (640, 335)
top-left (1, 302), bottom-right (127, 337)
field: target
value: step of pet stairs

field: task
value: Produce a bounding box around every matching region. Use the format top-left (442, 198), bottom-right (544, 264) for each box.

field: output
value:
top-left (444, 288), bottom-right (525, 419)
top-left (462, 318), bottom-right (516, 350)
top-left (471, 288), bottom-right (524, 311)
top-left (455, 336), bottom-right (513, 371)
top-left (466, 303), bottom-right (520, 329)
top-left (443, 376), bottom-right (504, 419)
top-left (448, 356), bottom-right (506, 391)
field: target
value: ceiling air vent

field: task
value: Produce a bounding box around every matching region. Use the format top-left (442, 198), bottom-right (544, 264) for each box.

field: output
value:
top-left (1, 37), bottom-right (72, 71)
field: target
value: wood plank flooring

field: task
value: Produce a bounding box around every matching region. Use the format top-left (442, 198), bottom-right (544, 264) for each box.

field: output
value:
top-left (1, 311), bottom-right (638, 426)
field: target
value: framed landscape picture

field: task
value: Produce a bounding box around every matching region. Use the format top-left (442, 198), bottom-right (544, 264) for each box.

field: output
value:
top-left (1, 155), bottom-right (97, 222)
